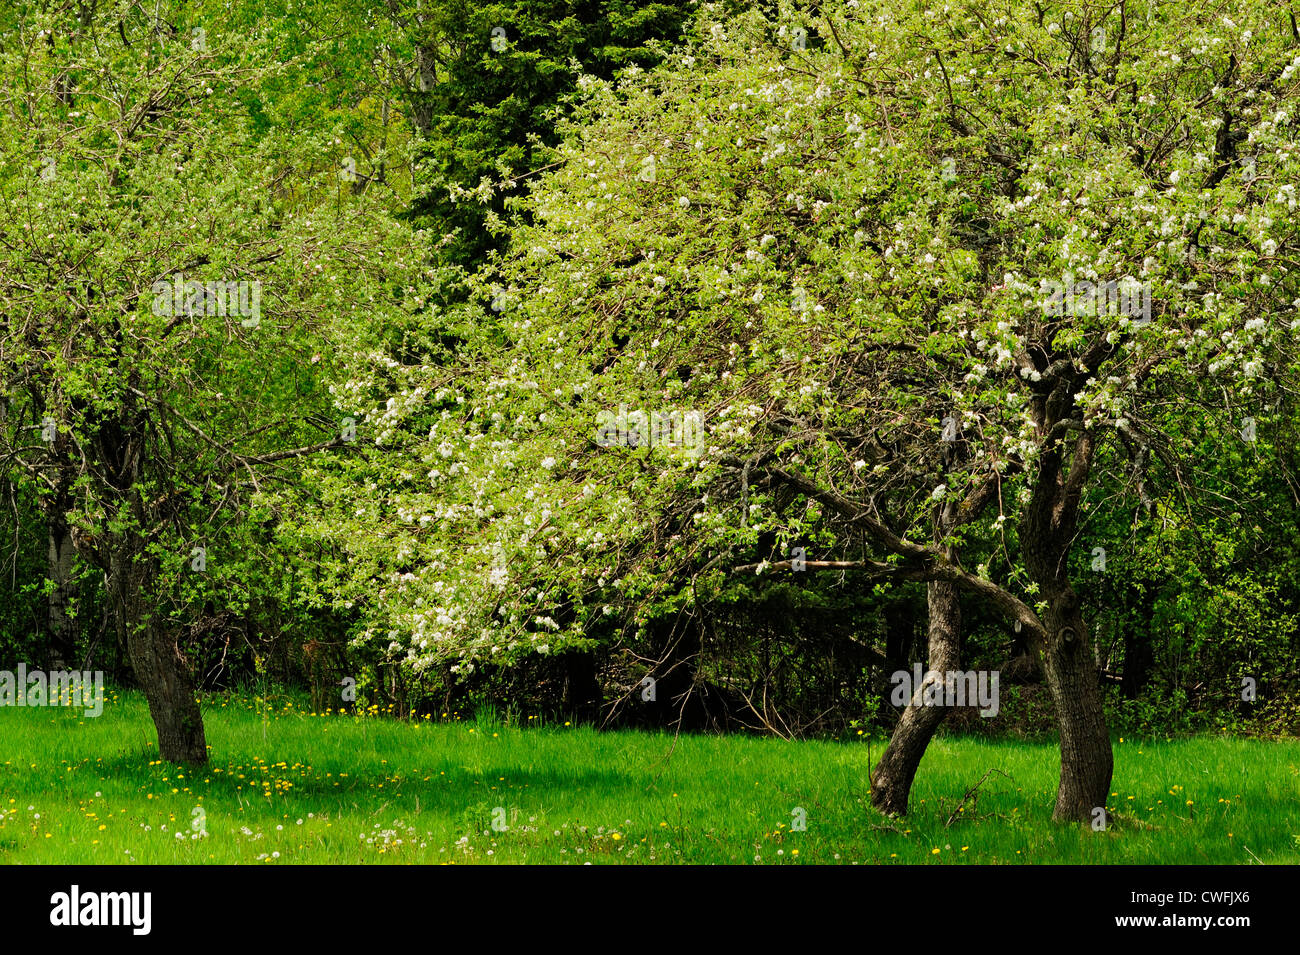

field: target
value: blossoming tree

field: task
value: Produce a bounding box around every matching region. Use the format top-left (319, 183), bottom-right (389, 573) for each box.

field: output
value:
top-left (307, 0), bottom-right (1299, 822)
top-left (0, 0), bottom-right (428, 762)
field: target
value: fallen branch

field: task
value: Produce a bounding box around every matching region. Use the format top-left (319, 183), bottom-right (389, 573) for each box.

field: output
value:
top-left (944, 768), bottom-right (1014, 828)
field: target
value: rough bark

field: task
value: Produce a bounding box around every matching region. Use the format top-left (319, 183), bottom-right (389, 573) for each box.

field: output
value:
top-left (1022, 423), bottom-right (1113, 822)
top-left (1037, 593), bottom-right (1112, 822)
top-left (870, 578), bottom-right (961, 816)
top-left (108, 542), bottom-right (208, 765)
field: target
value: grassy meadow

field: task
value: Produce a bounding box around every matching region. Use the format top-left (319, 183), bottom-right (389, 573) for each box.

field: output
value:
top-left (1, 692), bottom-right (1297, 864)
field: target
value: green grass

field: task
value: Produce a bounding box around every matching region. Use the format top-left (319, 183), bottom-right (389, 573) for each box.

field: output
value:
top-left (1, 691), bottom-right (1297, 864)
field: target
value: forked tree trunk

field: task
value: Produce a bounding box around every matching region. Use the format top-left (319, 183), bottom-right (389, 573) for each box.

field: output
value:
top-left (870, 579), bottom-right (960, 816)
top-left (1021, 424), bottom-right (1113, 823)
top-left (108, 542), bottom-right (208, 764)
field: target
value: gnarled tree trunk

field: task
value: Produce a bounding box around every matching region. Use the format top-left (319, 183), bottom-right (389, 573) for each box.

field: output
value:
top-left (108, 541), bottom-right (208, 764)
top-left (1022, 426), bottom-right (1113, 822)
top-left (870, 579), bottom-right (960, 816)
top-left (1036, 590), bottom-right (1112, 822)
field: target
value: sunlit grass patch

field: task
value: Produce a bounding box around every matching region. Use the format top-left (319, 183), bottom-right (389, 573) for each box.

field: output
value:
top-left (0, 692), bottom-right (1295, 864)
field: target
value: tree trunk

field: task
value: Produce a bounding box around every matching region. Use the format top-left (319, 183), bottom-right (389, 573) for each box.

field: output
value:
top-left (1020, 416), bottom-right (1113, 823)
top-left (108, 543), bottom-right (208, 764)
top-left (870, 579), bottom-right (960, 816)
top-left (1037, 593), bottom-right (1113, 822)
